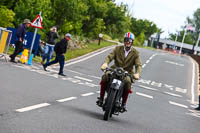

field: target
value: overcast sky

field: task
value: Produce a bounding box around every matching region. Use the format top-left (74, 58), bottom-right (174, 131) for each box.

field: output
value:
top-left (115, 0), bottom-right (200, 38)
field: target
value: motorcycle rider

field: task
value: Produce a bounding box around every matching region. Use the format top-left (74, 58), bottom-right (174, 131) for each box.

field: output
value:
top-left (96, 32), bottom-right (142, 112)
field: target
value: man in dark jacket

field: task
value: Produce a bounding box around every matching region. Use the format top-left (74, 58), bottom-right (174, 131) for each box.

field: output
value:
top-left (42, 33), bottom-right (71, 76)
top-left (9, 19), bottom-right (31, 63)
top-left (41, 26), bottom-right (59, 64)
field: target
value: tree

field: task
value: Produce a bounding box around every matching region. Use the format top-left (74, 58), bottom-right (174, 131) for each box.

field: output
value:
top-left (0, 6), bottom-right (15, 27)
top-left (130, 18), bottom-right (158, 40)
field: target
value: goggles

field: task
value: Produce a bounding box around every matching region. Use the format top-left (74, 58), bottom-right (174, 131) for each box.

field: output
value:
top-left (124, 38), bottom-right (133, 43)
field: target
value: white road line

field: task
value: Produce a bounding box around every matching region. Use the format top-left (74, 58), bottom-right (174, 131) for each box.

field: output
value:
top-left (87, 75), bottom-right (101, 79)
top-left (96, 91), bottom-right (100, 93)
top-left (165, 61), bottom-right (184, 66)
top-left (191, 61), bottom-right (195, 104)
top-left (74, 76), bottom-right (93, 82)
top-left (64, 47), bottom-right (114, 66)
top-left (142, 64), bottom-right (146, 68)
top-left (81, 92), bottom-right (95, 96)
top-left (138, 85), bottom-right (157, 91)
top-left (56, 97), bottom-right (77, 102)
top-left (136, 92), bottom-right (153, 99)
top-left (164, 91), bottom-right (182, 97)
top-left (146, 60), bottom-right (150, 64)
top-left (149, 56), bottom-right (153, 60)
top-left (16, 103), bottom-right (50, 112)
top-left (66, 69), bottom-right (83, 75)
top-left (169, 101), bottom-right (188, 108)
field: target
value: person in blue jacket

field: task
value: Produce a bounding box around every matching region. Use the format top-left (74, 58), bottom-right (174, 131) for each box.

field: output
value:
top-left (9, 19), bottom-right (31, 63)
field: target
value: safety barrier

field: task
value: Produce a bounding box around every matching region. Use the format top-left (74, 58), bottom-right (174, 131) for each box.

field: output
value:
top-left (0, 27), bottom-right (12, 61)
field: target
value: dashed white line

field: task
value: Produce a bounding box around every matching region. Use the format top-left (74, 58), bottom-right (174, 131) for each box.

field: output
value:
top-left (146, 60), bottom-right (150, 64)
top-left (81, 92), bottom-right (95, 96)
top-left (149, 56), bottom-right (153, 60)
top-left (74, 76), bottom-right (93, 82)
top-left (138, 85), bottom-right (158, 91)
top-left (164, 92), bottom-right (182, 97)
top-left (56, 97), bottom-right (77, 102)
top-left (142, 64), bottom-right (146, 68)
top-left (96, 91), bottom-right (100, 93)
top-left (87, 75), bottom-right (101, 79)
top-left (169, 101), bottom-right (188, 108)
top-left (66, 69), bottom-right (83, 75)
top-left (16, 103), bottom-right (50, 112)
top-left (136, 92), bottom-right (153, 99)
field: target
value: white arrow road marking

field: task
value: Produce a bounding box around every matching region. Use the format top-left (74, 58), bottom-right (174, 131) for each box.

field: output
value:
top-left (175, 87), bottom-right (187, 93)
top-left (164, 92), bottom-right (182, 97)
top-left (56, 97), bottom-right (77, 102)
top-left (169, 101), bottom-right (188, 108)
top-left (16, 103), bottom-right (50, 112)
top-left (136, 92), bottom-right (153, 99)
top-left (81, 92), bottom-right (95, 96)
top-left (74, 76), bottom-right (93, 82)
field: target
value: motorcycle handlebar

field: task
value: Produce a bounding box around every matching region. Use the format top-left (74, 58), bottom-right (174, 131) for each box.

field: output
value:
top-left (103, 67), bottom-right (139, 81)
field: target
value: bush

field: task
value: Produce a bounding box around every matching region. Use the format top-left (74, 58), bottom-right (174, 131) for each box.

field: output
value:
top-left (102, 34), bottom-right (112, 40)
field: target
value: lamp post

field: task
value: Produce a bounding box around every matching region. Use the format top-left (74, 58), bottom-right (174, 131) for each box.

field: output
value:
top-left (98, 33), bottom-right (103, 46)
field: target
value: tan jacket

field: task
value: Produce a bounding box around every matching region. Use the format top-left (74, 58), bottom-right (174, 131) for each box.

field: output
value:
top-left (104, 46), bottom-right (142, 74)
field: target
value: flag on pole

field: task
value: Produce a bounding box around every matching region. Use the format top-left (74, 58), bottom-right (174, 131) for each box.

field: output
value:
top-left (177, 31), bottom-right (181, 36)
top-left (198, 33), bottom-right (200, 40)
top-left (186, 24), bottom-right (195, 31)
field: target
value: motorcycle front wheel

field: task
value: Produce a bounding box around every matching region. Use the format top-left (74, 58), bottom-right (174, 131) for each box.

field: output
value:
top-left (104, 89), bottom-right (116, 121)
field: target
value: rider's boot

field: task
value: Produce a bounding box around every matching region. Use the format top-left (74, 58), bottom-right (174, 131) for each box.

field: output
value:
top-left (96, 97), bottom-right (103, 107)
top-left (120, 88), bottom-right (130, 112)
top-left (120, 104), bottom-right (127, 112)
top-left (96, 81), bottom-right (107, 107)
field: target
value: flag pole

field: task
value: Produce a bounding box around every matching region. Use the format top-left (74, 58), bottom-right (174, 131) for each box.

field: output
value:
top-left (194, 33), bottom-right (200, 54)
top-left (175, 33), bottom-right (178, 42)
top-left (179, 28), bottom-right (186, 55)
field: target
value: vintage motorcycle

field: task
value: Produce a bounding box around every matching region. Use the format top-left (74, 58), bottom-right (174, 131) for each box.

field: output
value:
top-left (98, 67), bottom-right (134, 121)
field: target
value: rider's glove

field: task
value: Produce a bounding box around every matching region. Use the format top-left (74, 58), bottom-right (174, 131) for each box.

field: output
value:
top-left (133, 73), bottom-right (140, 80)
top-left (101, 63), bottom-right (108, 71)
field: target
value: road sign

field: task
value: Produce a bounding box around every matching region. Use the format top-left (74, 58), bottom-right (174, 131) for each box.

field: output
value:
top-left (31, 15), bottom-right (43, 29)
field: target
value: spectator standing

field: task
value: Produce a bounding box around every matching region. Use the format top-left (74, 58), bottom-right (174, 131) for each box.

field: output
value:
top-left (41, 26), bottom-right (59, 64)
top-left (9, 19), bottom-right (31, 63)
top-left (42, 33), bottom-right (71, 76)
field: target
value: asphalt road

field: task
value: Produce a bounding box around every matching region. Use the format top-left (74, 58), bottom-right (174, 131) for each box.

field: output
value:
top-left (0, 46), bottom-right (200, 133)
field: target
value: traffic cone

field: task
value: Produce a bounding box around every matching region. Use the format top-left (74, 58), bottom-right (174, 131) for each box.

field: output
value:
top-left (28, 53), bottom-right (34, 66)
